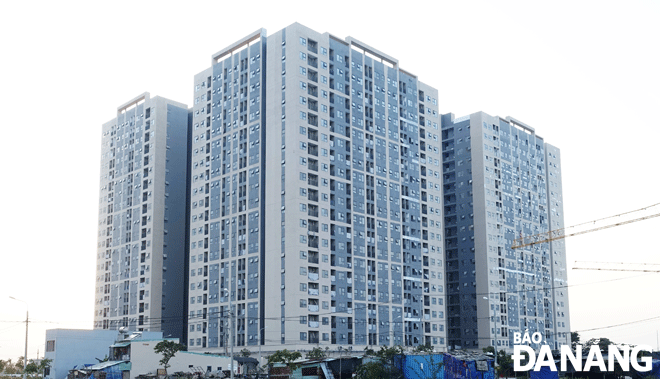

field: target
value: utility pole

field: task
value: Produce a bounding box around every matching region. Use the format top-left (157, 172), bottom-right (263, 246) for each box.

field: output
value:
top-left (493, 306), bottom-right (498, 368)
top-left (225, 288), bottom-right (234, 379)
top-left (9, 297), bottom-right (28, 379)
top-left (258, 326), bottom-right (266, 377)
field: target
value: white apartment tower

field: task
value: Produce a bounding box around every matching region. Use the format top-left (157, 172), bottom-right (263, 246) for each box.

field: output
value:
top-left (186, 23), bottom-right (447, 352)
top-left (95, 93), bottom-right (190, 341)
top-left (440, 112), bottom-right (570, 351)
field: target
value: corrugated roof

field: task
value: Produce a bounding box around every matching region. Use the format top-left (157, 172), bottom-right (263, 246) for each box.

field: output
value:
top-left (88, 361), bottom-right (124, 370)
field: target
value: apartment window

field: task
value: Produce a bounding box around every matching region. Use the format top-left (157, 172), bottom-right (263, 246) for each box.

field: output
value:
top-left (300, 37), bottom-right (307, 46)
top-left (300, 299), bottom-right (307, 307)
top-left (300, 332), bottom-right (307, 340)
top-left (300, 267), bottom-right (307, 275)
top-left (300, 283), bottom-right (307, 291)
top-left (300, 316), bottom-right (307, 324)
top-left (300, 52), bottom-right (307, 60)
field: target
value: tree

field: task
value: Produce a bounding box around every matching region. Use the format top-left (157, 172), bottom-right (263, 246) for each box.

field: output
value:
top-left (25, 358), bottom-right (52, 377)
top-left (305, 347), bottom-right (327, 359)
top-left (38, 359), bottom-right (52, 377)
top-left (584, 337), bottom-right (615, 352)
top-left (25, 360), bottom-right (40, 376)
top-left (241, 348), bottom-right (252, 357)
top-left (3, 359), bottom-right (18, 375)
top-left (375, 345), bottom-right (404, 365)
top-left (571, 331), bottom-right (580, 350)
top-left (267, 349), bottom-right (303, 375)
top-left (154, 340), bottom-right (186, 371)
top-left (16, 357), bottom-right (24, 374)
top-left (354, 362), bottom-right (390, 379)
top-left (0, 359), bottom-right (6, 374)
top-left (495, 351), bottom-right (514, 378)
top-left (354, 346), bottom-right (404, 379)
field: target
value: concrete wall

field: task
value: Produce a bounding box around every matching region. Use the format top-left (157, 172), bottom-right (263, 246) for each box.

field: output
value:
top-left (127, 340), bottom-right (231, 378)
top-left (44, 329), bottom-right (119, 379)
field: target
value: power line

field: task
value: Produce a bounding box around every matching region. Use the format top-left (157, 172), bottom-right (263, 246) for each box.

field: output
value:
top-left (512, 202), bottom-right (660, 249)
top-left (576, 315), bottom-right (660, 333)
top-left (574, 260), bottom-right (660, 266)
top-left (574, 268), bottom-right (660, 273)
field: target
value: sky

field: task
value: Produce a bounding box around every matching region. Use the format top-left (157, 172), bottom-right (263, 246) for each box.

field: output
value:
top-left (1, 0), bottom-right (659, 361)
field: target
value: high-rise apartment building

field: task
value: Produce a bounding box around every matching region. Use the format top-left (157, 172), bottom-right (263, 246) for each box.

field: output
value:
top-left (96, 23), bottom-right (571, 356)
top-left (440, 112), bottom-right (570, 351)
top-left (187, 23), bottom-right (447, 352)
top-left (95, 93), bottom-right (190, 341)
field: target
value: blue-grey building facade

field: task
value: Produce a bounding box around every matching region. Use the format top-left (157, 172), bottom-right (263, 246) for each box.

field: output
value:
top-left (94, 93), bottom-right (191, 341)
top-left (187, 23), bottom-right (447, 353)
top-left (440, 112), bottom-right (570, 351)
top-left (93, 23), bottom-right (571, 357)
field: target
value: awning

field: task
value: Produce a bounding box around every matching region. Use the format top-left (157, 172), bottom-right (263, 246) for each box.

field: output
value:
top-left (110, 342), bottom-right (130, 348)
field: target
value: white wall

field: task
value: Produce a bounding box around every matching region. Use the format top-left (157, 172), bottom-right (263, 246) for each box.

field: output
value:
top-left (128, 341), bottom-right (232, 379)
top-left (45, 329), bottom-right (119, 379)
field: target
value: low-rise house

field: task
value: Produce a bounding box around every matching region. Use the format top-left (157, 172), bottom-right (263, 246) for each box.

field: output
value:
top-left (45, 329), bottom-right (161, 379)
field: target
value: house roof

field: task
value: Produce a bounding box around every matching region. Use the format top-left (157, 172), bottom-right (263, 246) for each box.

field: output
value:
top-left (88, 361), bottom-right (127, 370)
